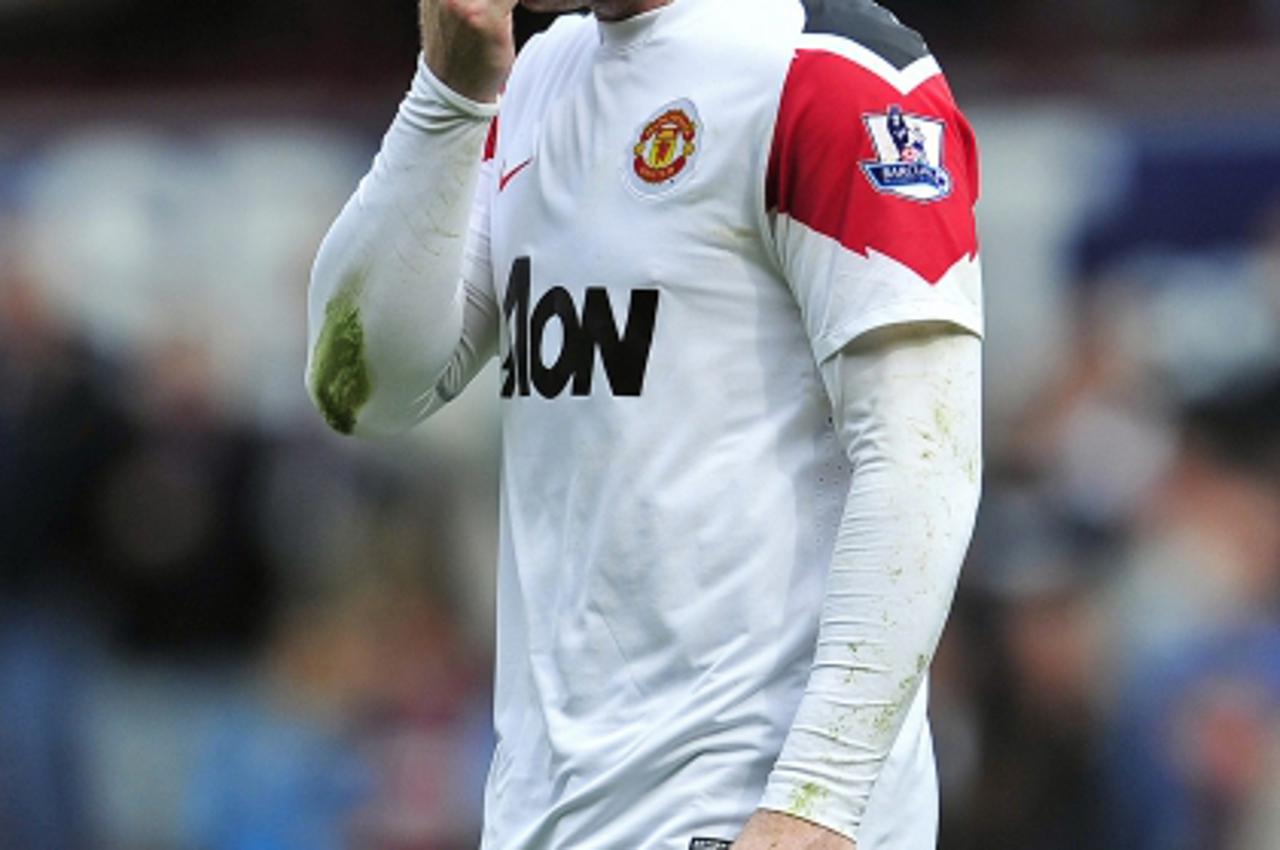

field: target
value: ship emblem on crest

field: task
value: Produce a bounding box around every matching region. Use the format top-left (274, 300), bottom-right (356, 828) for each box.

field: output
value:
top-left (628, 99), bottom-right (700, 196)
top-left (861, 105), bottom-right (952, 202)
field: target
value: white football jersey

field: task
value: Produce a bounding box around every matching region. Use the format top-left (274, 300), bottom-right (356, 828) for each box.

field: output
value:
top-left (477, 2), bottom-right (983, 849)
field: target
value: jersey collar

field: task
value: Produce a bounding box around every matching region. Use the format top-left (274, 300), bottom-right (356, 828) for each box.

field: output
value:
top-left (596, 0), bottom-right (684, 52)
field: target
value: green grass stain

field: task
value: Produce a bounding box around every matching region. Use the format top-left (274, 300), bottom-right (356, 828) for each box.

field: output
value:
top-left (844, 642), bottom-right (864, 685)
top-left (871, 703), bottom-right (897, 734)
top-left (871, 666), bottom-right (927, 735)
top-left (933, 401), bottom-right (955, 443)
top-left (310, 284), bottom-right (371, 436)
top-left (787, 781), bottom-right (829, 819)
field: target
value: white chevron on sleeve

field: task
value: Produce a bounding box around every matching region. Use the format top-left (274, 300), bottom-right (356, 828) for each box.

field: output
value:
top-left (775, 214), bottom-right (984, 359)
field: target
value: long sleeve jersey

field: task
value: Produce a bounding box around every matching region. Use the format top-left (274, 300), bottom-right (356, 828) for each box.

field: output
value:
top-left (307, 1), bottom-right (983, 848)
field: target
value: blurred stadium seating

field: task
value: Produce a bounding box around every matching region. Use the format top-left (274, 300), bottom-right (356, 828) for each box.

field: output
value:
top-left (3, 2), bottom-right (1280, 849)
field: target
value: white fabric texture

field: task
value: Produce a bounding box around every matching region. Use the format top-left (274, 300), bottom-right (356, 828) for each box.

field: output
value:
top-left (761, 325), bottom-right (982, 840)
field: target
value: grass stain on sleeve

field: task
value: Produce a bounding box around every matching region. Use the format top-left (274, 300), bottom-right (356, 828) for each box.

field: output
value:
top-left (787, 781), bottom-right (829, 819)
top-left (310, 285), bottom-right (371, 435)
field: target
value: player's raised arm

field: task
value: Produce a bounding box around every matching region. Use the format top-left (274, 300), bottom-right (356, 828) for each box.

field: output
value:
top-left (304, 0), bottom-right (518, 436)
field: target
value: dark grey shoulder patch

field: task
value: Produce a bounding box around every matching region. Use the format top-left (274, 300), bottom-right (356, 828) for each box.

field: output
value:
top-left (801, 0), bottom-right (930, 71)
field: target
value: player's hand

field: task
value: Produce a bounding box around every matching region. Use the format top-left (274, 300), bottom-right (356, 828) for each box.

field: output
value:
top-left (420, 0), bottom-right (518, 103)
top-left (732, 810), bottom-right (856, 850)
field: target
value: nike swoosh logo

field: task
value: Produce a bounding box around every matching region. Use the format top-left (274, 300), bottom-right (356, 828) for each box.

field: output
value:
top-left (499, 158), bottom-right (533, 193)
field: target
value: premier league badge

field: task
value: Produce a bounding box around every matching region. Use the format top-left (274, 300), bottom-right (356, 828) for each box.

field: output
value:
top-left (861, 105), bottom-right (952, 202)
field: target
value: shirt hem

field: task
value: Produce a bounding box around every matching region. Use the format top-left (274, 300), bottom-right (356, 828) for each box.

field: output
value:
top-left (812, 300), bottom-right (984, 363)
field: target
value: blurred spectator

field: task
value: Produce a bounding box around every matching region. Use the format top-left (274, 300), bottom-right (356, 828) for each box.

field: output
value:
top-left (92, 335), bottom-right (277, 657)
top-left (0, 267), bottom-right (125, 606)
top-left (0, 264), bottom-right (112, 850)
top-left (1103, 375), bottom-right (1280, 850)
top-left (946, 511), bottom-right (1109, 850)
top-left (344, 591), bottom-right (491, 850)
top-left (183, 600), bottom-right (374, 850)
top-left (1107, 626), bottom-right (1280, 850)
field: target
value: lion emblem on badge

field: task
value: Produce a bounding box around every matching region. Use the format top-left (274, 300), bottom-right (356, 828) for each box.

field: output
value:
top-left (862, 105), bottom-right (952, 202)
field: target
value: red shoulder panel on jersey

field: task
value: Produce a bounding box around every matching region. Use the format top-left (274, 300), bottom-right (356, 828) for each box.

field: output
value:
top-left (483, 115), bottom-right (499, 162)
top-left (767, 49), bottom-right (980, 284)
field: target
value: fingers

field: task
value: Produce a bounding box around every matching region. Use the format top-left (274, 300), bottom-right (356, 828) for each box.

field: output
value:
top-left (419, 0), bottom-right (516, 102)
top-left (424, 0), bottom-right (516, 31)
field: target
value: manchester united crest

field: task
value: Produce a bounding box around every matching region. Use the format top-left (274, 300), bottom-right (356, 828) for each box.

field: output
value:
top-left (627, 99), bottom-right (701, 196)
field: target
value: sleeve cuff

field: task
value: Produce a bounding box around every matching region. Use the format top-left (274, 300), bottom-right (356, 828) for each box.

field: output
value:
top-left (758, 777), bottom-right (860, 843)
top-left (411, 53), bottom-right (501, 121)
top-left (812, 298), bottom-right (984, 364)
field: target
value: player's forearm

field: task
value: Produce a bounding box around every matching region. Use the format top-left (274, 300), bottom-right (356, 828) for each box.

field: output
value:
top-left (761, 326), bottom-right (982, 840)
top-left (306, 56), bottom-right (497, 436)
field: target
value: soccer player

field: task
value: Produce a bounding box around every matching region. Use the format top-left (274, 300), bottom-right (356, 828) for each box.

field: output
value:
top-left (305, 0), bottom-right (983, 848)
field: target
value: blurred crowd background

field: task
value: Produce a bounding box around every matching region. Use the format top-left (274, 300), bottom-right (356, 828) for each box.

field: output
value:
top-left (3, 2), bottom-right (1280, 849)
